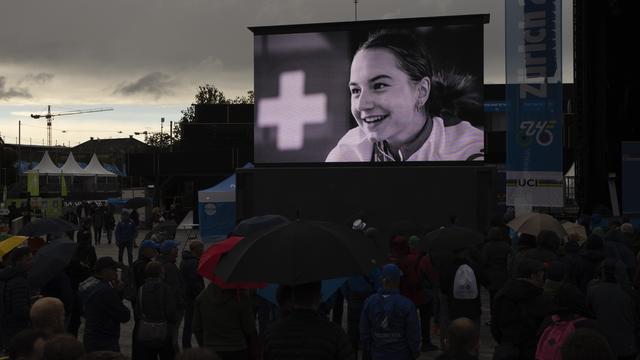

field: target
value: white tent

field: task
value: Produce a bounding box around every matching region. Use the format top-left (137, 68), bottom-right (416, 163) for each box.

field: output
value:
top-left (82, 154), bottom-right (117, 177)
top-left (25, 151), bottom-right (61, 175)
top-left (60, 152), bottom-right (89, 176)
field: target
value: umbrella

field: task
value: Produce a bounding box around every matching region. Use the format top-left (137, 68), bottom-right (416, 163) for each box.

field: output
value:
top-left (0, 235), bottom-right (29, 257)
top-left (18, 218), bottom-right (78, 237)
top-left (257, 277), bottom-right (348, 305)
top-left (215, 220), bottom-right (385, 285)
top-left (508, 212), bottom-right (567, 238)
top-left (123, 197), bottom-right (148, 209)
top-left (562, 222), bottom-right (587, 242)
top-left (197, 236), bottom-right (266, 289)
top-left (231, 214), bottom-right (289, 236)
top-left (28, 241), bottom-right (78, 289)
top-left (417, 226), bottom-right (484, 252)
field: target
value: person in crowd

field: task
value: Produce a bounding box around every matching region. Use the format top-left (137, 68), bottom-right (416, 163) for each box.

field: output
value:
top-left (79, 351), bottom-right (128, 360)
top-left (115, 212), bottom-right (137, 266)
top-left (180, 240), bottom-right (205, 349)
top-left (66, 239), bottom-right (96, 337)
top-left (93, 203), bottom-right (106, 246)
top-left (264, 281), bottom-right (353, 360)
top-left (6, 329), bottom-right (46, 360)
top-left (522, 230), bottom-right (560, 266)
top-left (560, 239), bottom-right (584, 286)
top-left (342, 272), bottom-right (377, 356)
top-left (30, 297), bottom-right (65, 338)
top-left (578, 234), bottom-right (607, 293)
top-left (43, 335), bottom-right (85, 360)
top-left (157, 240), bottom-right (185, 353)
top-left (76, 219), bottom-right (94, 249)
top-left (360, 263), bottom-right (420, 360)
top-left (540, 261), bottom-right (587, 316)
top-left (39, 270), bottom-right (74, 328)
top-left (192, 283), bottom-right (257, 360)
top-left (587, 257), bottom-right (638, 360)
top-left (435, 318), bottom-right (479, 360)
top-left (104, 204), bottom-right (116, 245)
top-left (131, 209), bottom-right (140, 228)
top-left (0, 247), bottom-right (33, 345)
top-left (176, 348), bottom-right (222, 360)
top-left (132, 240), bottom-right (160, 290)
top-left (399, 237), bottom-right (438, 352)
top-left (481, 227), bottom-right (512, 309)
top-left (136, 261), bottom-right (176, 360)
top-left (559, 328), bottom-right (616, 360)
top-left (510, 233), bottom-right (536, 272)
top-left (326, 29), bottom-right (484, 162)
top-left (79, 257), bottom-right (130, 352)
top-left (604, 229), bottom-right (637, 281)
top-left (491, 258), bottom-right (547, 360)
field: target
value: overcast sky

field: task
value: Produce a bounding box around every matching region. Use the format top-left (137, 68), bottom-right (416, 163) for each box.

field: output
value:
top-left (0, 0), bottom-right (574, 146)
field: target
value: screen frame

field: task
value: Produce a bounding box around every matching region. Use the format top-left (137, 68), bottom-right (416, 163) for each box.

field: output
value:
top-left (251, 14), bottom-right (490, 167)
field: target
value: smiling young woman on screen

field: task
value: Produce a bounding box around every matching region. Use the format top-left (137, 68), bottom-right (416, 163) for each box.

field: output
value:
top-left (325, 30), bottom-right (484, 162)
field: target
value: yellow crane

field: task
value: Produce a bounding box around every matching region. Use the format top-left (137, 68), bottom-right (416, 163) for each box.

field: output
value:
top-left (30, 105), bottom-right (113, 146)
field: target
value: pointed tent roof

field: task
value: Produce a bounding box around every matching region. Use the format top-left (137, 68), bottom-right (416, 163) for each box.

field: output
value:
top-left (26, 151), bottom-right (61, 175)
top-left (82, 154), bottom-right (117, 177)
top-left (60, 152), bottom-right (89, 176)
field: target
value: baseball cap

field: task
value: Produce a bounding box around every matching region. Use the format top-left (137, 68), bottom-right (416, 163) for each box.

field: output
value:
top-left (159, 240), bottom-right (179, 254)
top-left (140, 239), bottom-right (160, 250)
top-left (381, 263), bottom-right (403, 281)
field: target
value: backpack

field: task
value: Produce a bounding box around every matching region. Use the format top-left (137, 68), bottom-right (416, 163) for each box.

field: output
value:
top-left (535, 315), bottom-right (584, 360)
top-left (452, 263), bottom-right (478, 300)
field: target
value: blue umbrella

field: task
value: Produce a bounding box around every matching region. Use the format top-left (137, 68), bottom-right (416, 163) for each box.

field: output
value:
top-left (257, 277), bottom-right (349, 306)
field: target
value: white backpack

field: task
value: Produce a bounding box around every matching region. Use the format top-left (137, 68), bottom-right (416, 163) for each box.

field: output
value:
top-left (452, 264), bottom-right (478, 300)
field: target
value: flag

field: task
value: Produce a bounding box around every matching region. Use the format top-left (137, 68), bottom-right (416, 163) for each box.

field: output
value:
top-left (60, 172), bottom-right (68, 197)
top-left (27, 172), bottom-right (40, 196)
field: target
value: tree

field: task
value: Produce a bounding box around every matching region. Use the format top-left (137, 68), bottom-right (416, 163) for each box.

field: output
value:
top-left (145, 131), bottom-right (177, 150)
top-left (175, 84), bottom-right (253, 143)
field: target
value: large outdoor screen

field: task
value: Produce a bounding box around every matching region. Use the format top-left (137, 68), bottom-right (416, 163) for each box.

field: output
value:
top-left (253, 15), bottom-right (487, 164)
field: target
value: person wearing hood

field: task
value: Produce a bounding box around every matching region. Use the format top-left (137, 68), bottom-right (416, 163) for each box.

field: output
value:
top-left (180, 240), bottom-right (204, 349)
top-left (79, 257), bottom-right (130, 352)
top-left (587, 258), bottom-right (638, 360)
top-left (522, 230), bottom-right (560, 266)
top-left (604, 230), bottom-right (637, 281)
top-left (193, 284), bottom-right (257, 360)
top-left (0, 247), bottom-right (33, 345)
top-left (540, 262), bottom-right (587, 317)
top-left (158, 240), bottom-right (185, 353)
top-left (491, 259), bottom-right (547, 360)
top-left (578, 234), bottom-right (607, 293)
top-left (480, 227), bottom-right (513, 309)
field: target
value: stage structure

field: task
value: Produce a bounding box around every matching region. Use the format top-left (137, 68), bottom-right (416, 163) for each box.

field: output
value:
top-left (238, 15), bottom-right (497, 231)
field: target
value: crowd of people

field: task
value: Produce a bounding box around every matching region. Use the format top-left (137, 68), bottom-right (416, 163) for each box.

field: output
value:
top-left (1, 211), bottom-right (640, 360)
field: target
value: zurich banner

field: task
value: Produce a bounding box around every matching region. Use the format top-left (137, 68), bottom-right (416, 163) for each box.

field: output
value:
top-left (506, 0), bottom-right (563, 207)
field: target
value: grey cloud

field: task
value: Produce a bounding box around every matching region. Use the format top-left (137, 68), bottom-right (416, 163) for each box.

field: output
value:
top-left (0, 76), bottom-right (32, 100)
top-left (17, 72), bottom-right (54, 85)
top-left (115, 72), bottom-right (175, 99)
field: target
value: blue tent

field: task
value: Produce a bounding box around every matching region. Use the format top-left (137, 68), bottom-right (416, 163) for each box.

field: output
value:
top-left (198, 174), bottom-right (236, 242)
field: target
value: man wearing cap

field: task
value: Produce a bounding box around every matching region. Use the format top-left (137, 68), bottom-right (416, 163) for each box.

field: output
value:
top-left (158, 240), bottom-right (185, 353)
top-left (360, 263), bottom-right (421, 360)
top-left (79, 257), bottom-right (130, 352)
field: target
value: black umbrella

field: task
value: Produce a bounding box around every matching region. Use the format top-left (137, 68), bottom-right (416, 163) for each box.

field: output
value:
top-left (231, 214), bottom-right (289, 236)
top-left (28, 241), bottom-right (78, 289)
top-left (18, 218), bottom-right (79, 237)
top-left (215, 220), bottom-right (385, 285)
top-left (417, 226), bottom-right (484, 252)
top-left (123, 197), bottom-right (148, 209)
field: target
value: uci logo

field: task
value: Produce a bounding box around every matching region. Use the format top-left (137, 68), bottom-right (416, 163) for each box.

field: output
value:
top-left (518, 179), bottom-right (539, 187)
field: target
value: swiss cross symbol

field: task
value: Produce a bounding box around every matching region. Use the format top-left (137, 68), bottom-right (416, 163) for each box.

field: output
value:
top-left (257, 70), bottom-right (327, 150)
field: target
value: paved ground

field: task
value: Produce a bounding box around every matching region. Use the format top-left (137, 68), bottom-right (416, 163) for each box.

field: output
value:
top-left (89, 229), bottom-right (496, 359)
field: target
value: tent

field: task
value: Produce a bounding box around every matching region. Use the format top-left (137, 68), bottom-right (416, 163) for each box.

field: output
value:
top-left (198, 174), bottom-right (236, 241)
top-left (60, 152), bottom-right (88, 176)
top-left (82, 154), bottom-right (117, 176)
top-left (25, 151), bottom-right (60, 175)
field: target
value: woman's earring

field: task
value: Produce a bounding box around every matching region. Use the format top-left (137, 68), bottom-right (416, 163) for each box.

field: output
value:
top-left (415, 103), bottom-right (422, 112)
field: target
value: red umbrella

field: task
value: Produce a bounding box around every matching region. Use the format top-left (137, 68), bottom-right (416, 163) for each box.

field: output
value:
top-left (197, 236), bottom-right (265, 289)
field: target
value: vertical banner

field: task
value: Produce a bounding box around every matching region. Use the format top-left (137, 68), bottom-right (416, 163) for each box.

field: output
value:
top-left (60, 173), bottom-right (68, 197)
top-left (506, 0), bottom-right (563, 207)
top-left (27, 172), bottom-right (40, 197)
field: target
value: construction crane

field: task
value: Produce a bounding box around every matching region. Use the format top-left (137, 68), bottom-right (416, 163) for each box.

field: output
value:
top-left (30, 105), bottom-right (114, 146)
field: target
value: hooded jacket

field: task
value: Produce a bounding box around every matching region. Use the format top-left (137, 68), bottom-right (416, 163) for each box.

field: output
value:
top-left (0, 265), bottom-right (31, 338)
top-left (192, 284), bottom-right (256, 351)
top-left (158, 253), bottom-right (185, 310)
top-left (79, 276), bottom-right (130, 351)
top-left (491, 279), bottom-right (548, 360)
